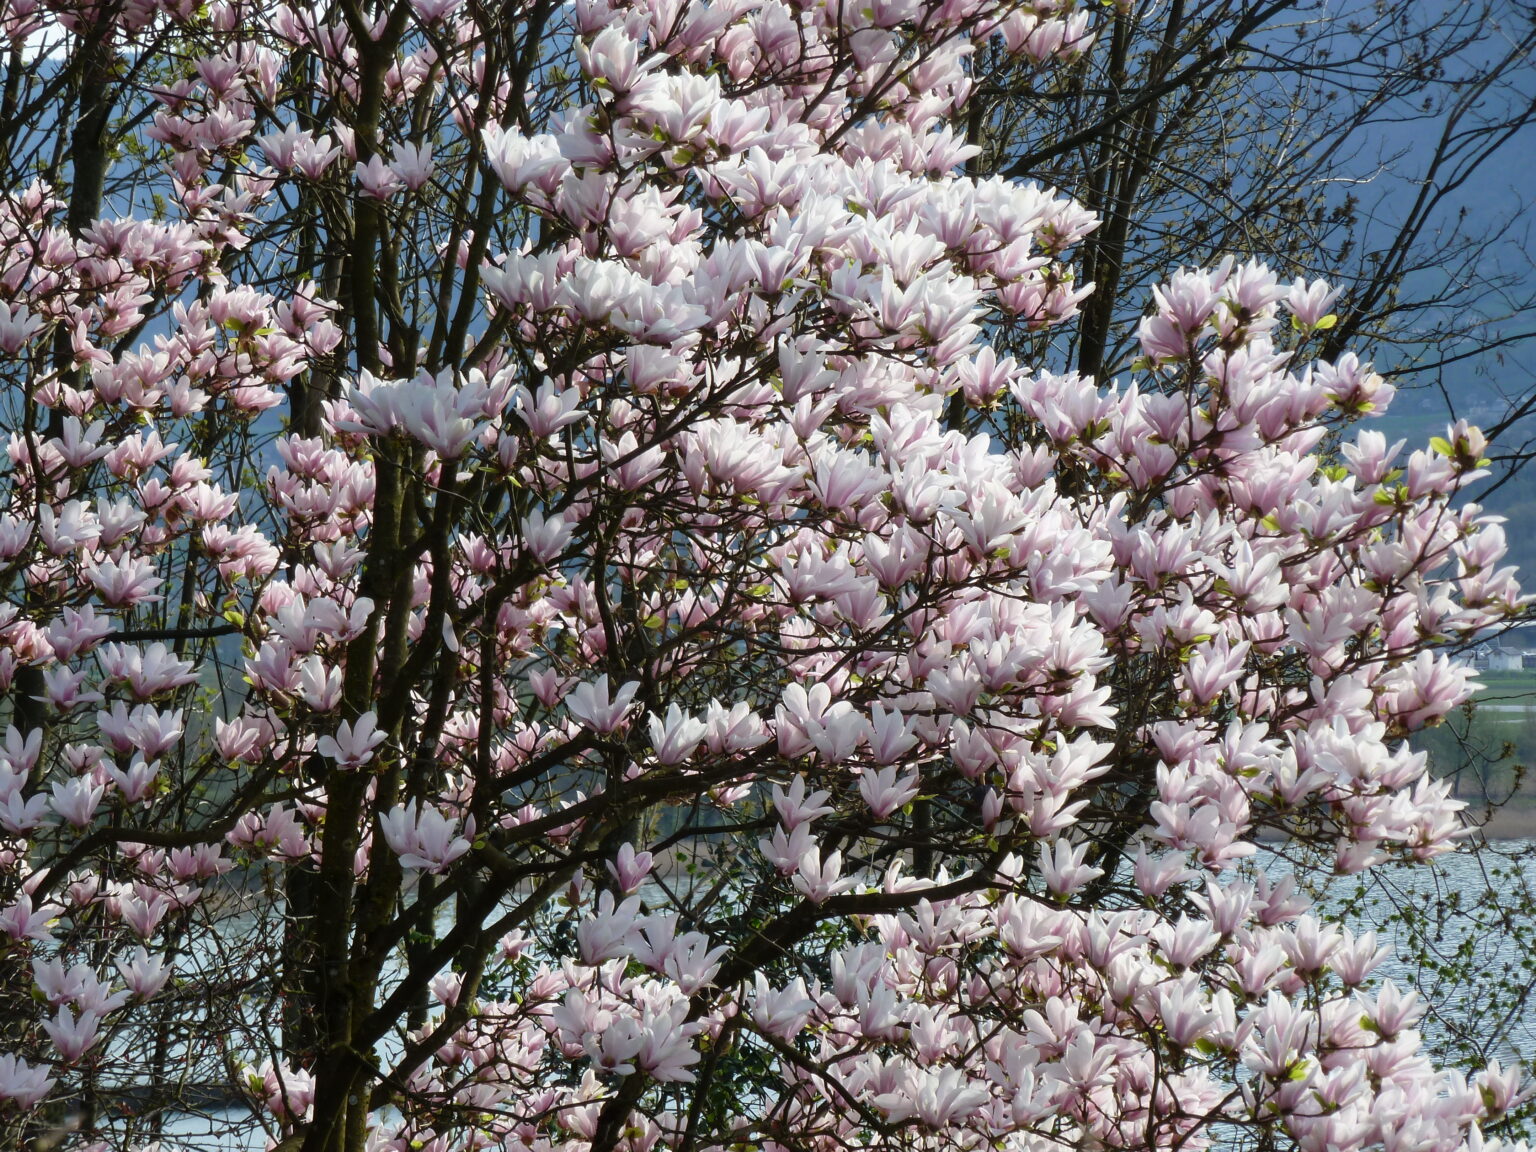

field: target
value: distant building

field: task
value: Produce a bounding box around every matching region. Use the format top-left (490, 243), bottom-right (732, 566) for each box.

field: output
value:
top-left (1487, 647), bottom-right (1528, 672)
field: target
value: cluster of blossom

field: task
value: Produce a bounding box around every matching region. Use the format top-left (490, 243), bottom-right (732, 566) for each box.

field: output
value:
top-left (0, 0), bottom-right (1529, 1150)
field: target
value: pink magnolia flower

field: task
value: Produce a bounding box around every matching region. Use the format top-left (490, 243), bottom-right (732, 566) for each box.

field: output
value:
top-left (582, 1012), bottom-right (644, 1077)
top-left (229, 804), bottom-right (311, 862)
top-left (758, 809), bottom-right (814, 872)
top-left (0, 301), bottom-right (43, 353)
top-left (521, 508), bottom-right (573, 565)
top-left (338, 369), bottom-right (490, 458)
top-left (511, 380), bottom-right (587, 438)
top-left (42, 1007), bottom-right (103, 1063)
top-left (1285, 277), bottom-right (1340, 329)
top-left (317, 712), bottom-right (388, 769)
top-left (85, 557), bottom-right (163, 607)
top-left (0, 726), bottom-right (42, 774)
top-left (49, 777), bottom-right (104, 828)
top-left (606, 843), bottom-right (654, 894)
top-left (1362, 981), bottom-right (1424, 1040)
top-left (32, 958), bottom-right (97, 1007)
top-left (481, 125), bottom-right (566, 194)
top-left (1039, 838), bottom-right (1103, 898)
top-left (576, 891), bottom-right (643, 964)
top-left (632, 1000), bottom-right (702, 1083)
top-left (409, 0), bottom-right (461, 22)
top-left (101, 702), bottom-right (184, 759)
top-left (857, 764), bottom-right (920, 820)
top-left (119, 889), bottom-right (173, 938)
top-left (116, 947), bottom-right (170, 1000)
top-left (771, 775), bottom-right (834, 829)
top-left (577, 25), bottom-right (660, 94)
top-left (566, 676), bottom-right (641, 734)
top-left (378, 802), bottom-right (475, 873)
top-left (701, 699), bottom-right (769, 753)
top-left (872, 1064), bottom-right (989, 1129)
top-left (389, 141), bottom-right (434, 191)
top-left (0, 1053), bottom-right (54, 1109)
top-left (867, 702), bottom-right (920, 764)
top-left (750, 974), bottom-right (817, 1042)
top-left (97, 643), bottom-right (198, 699)
top-left (215, 715), bottom-right (269, 763)
top-left (1474, 1060), bottom-right (1531, 1118)
top-left (38, 499), bottom-right (101, 555)
top-left (0, 790), bottom-right (49, 835)
top-left (355, 154), bottom-right (404, 199)
top-left (0, 894), bottom-right (59, 942)
top-left (250, 1059), bottom-right (315, 1124)
top-left (647, 704), bottom-right (707, 765)
top-left (792, 845), bottom-right (856, 903)
top-left (297, 654), bottom-right (343, 711)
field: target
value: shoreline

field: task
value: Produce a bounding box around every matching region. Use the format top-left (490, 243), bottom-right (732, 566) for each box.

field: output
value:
top-left (1252, 804), bottom-right (1536, 845)
top-left (1462, 803), bottom-right (1536, 841)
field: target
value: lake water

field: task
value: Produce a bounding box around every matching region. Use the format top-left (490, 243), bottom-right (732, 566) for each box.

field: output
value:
top-left (1259, 839), bottom-right (1536, 1070)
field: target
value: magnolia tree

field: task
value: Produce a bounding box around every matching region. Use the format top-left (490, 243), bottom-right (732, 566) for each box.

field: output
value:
top-left (0, 0), bottom-right (1531, 1150)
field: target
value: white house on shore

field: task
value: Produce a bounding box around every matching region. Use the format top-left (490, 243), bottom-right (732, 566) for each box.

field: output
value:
top-left (1468, 643), bottom-right (1536, 671)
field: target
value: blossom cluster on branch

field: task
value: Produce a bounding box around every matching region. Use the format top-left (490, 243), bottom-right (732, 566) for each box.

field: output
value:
top-left (0, 0), bottom-right (1528, 1150)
